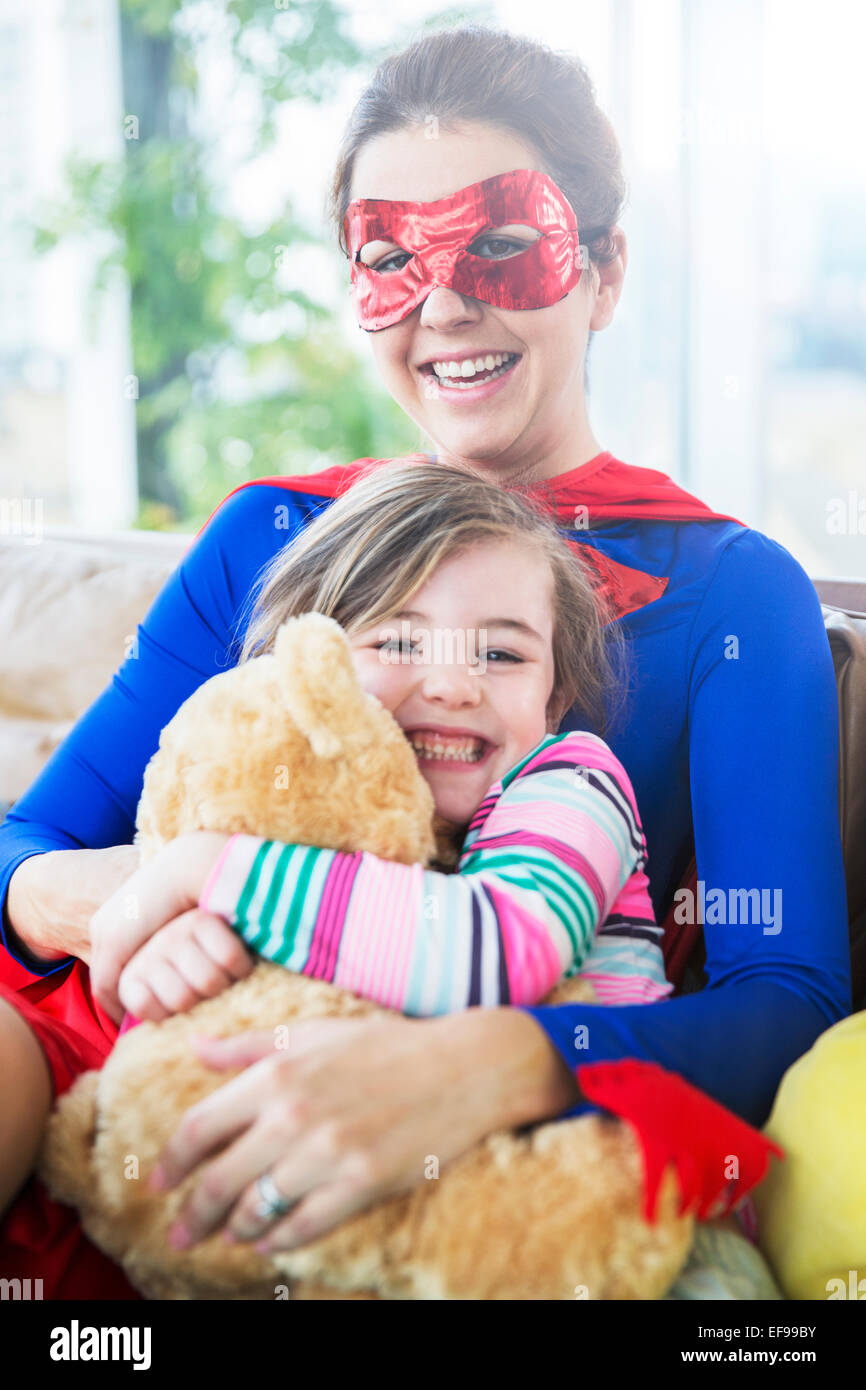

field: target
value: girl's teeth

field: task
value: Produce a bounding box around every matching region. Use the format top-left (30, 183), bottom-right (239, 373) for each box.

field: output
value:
top-left (410, 737), bottom-right (486, 762)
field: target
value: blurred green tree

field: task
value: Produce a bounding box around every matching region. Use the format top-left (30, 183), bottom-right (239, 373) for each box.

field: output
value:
top-left (30, 0), bottom-right (460, 529)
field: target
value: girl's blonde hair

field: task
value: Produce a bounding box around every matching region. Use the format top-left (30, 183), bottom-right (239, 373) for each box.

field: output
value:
top-left (237, 458), bottom-right (627, 737)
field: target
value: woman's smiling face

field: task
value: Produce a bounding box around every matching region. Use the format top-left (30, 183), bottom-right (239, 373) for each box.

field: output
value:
top-left (347, 121), bottom-right (626, 486)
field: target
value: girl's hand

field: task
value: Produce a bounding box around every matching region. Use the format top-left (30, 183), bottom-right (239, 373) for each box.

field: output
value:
top-left (89, 831), bottom-right (233, 1024)
top-left (149, 1007), bottom-right (582, 1254)
top-left (118, 908), bottom-right (255, 1022)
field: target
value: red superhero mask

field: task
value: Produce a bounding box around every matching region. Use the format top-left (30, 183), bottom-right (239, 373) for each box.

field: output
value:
top-left (344, 167), bottom-right (585, 331)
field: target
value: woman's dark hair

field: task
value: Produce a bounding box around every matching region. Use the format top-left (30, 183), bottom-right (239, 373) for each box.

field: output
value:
top-left (326, 24), bottom-right (627, 278)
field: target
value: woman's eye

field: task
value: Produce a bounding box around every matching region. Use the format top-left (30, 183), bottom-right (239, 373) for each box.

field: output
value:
top-left (468, 235), bottom-right (535, 260)
top-left (369, 234), bottom-right (536, 271)
top-left (370, 250), bottom-right (412, 274)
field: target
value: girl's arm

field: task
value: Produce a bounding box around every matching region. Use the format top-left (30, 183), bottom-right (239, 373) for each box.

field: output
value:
top-left (0, 484), bottom-right (304, 972)
top-left (520, 532), bottom-right (853, 1128)
top-left (198, 733), bottom-right (658, 1013)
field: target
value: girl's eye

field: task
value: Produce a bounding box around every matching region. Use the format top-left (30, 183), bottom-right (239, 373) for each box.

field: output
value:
top-left (375, 637), bottom-right (416, 654)
top-left (468, 234), bottom-right (536, 260)
top-left (482, 649), bottom-right (523, 664)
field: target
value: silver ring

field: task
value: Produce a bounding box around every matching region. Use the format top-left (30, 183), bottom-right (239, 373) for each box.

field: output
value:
top-left (254, 1172), bottom-right (293, 1222)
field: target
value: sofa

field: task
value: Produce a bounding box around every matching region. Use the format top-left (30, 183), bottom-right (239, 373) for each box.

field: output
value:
top-left (0, 526), bottom-right (192, 817)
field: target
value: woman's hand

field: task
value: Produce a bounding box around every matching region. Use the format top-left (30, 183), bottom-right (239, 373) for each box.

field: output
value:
top-left (89, 831), bottom-right (234, 1024)
top-left (5, 844), bottom-right (144, 967)
top-left (150, 1006), bottom-right (583, 1253)
top-left (118, 908), bottom-right (255, 1022)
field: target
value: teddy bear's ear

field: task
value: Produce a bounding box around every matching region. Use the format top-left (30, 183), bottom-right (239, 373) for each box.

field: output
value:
top-left (274, 612), bottom-right (376, 758)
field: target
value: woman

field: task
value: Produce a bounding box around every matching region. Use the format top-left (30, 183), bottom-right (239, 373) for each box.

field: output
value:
top-left (0, 24), bottom-right (851, 1294)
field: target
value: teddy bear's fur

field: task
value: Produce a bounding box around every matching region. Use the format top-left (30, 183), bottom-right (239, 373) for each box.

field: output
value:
top-left (37, 612), bottom-right (695, 1299)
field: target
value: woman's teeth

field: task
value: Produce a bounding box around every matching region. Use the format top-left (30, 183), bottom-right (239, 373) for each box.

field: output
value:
top-left (430, 352), bottom-right (519, 388)
top-left (409, 735), bottom-right (486, 762)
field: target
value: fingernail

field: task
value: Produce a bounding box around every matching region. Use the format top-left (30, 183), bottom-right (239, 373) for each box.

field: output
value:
top-left (168, 1222), bottom-right (192, 1249)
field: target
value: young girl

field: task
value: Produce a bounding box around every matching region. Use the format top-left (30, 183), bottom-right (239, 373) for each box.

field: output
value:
top-left (110, 459), bottom-right (673, 1026)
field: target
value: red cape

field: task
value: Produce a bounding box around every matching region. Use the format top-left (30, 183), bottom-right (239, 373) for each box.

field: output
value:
top-left (195, 451), bottom-right (744, 622)
top-left (196, 450), bottom-right (743, 528)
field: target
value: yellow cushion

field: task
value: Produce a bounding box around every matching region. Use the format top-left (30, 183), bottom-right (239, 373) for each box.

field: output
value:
top-left (752, 1009), bottom-right (866, 1300)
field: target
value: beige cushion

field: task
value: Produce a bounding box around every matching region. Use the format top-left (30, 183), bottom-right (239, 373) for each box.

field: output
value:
top-left (0, 530), bottom-right (191, 803)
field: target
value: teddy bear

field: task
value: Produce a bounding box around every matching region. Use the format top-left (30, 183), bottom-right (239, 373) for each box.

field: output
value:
top-left (37, 612), bottom-right (770, 1299)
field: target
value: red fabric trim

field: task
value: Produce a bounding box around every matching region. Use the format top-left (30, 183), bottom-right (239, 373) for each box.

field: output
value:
top-left (575, 1058), bottom-right (784, 1224)
top-left (191, 452), bottom-right (428, 541)
top-left (0, 955), bottom-right (119, 1047)
top-left (193, 451), bottom-right (745, 541)
top-left (564, 539), bottom-right (669, 623)
top-left (535, 454), bottom-right (745, 525)
top-left (0, 960), bottom-right (140, 1299)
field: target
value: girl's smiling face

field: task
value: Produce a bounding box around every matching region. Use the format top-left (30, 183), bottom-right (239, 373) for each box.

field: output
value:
top-left (347, 537), bottom-right (557, 827)
top-left (347, 120), bottom-right (626, 487)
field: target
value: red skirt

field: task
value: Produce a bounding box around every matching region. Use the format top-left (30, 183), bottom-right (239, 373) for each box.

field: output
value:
top-left (0, 948), bottom-right (142, 1299)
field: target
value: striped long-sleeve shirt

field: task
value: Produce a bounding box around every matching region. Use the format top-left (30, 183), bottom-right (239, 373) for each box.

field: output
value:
top-left (198, 730), bottom-right (673, 1014)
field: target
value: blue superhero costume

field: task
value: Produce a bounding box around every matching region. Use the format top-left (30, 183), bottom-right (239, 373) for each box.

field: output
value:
top-left (0, 450), bottom-right (852, 1133)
